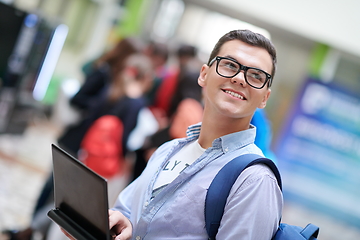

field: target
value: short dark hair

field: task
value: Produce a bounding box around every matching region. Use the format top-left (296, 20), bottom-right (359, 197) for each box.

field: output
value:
top-left (208, 29), bottom-right (277, 87)
top-left (148, 41), bottom-right (169, 62)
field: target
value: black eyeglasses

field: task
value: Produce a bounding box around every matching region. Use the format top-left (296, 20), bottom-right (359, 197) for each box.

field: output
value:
top-left (209, 56), bottom-right (272, 89)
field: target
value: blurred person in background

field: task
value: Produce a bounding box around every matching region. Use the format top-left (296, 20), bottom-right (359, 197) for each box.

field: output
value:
top-left (251, 108), bottom-right (277, 161)
top-left (142, 41), bottom-right (171, 107)
top-left (58, 38), bottom-right (142, 152)
top-left (77, 52), bottom-right (156, 196)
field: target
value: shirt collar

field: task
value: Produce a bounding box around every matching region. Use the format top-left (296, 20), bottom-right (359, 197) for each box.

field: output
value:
top-left (186, 123), bottom-right (257, 153)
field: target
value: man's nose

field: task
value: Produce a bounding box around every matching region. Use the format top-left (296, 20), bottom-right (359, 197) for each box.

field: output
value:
top-left (230, 70), bottom-right (247, 86)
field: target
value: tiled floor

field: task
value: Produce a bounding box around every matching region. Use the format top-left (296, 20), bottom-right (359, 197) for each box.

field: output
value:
top-left (0, 117), bottom-right (360, 240)
top-left (0, 117), bottom-right (59, 240)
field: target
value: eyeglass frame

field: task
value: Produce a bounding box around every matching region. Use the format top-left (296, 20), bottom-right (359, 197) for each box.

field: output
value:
top-left (208, 56), bottom-right (273, 89)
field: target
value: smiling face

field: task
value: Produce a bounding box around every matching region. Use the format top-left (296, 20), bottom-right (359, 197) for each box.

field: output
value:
top-left (198, 40), bottom-right (272, 128)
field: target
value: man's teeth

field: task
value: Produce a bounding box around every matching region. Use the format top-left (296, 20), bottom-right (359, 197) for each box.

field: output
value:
top-left (225, 90), bottom-right (244, 100)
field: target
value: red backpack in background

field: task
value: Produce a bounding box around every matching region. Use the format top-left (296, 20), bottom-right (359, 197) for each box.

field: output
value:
top-left (79, 115), bottom-right (124, 178)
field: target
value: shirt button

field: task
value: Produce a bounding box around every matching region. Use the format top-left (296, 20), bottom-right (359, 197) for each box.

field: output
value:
top-left (136, 236), bottom-right (141, 240)
top-left (225, 147), bottom-right (229, 152)
top-left (144, 201), bottom-right (149, 207)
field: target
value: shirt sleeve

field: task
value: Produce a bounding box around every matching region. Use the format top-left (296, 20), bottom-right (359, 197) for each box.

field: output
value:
top-left (216, 164), bottom-right (283, 240)
top-left (111, 180), bottom-right (135, 219)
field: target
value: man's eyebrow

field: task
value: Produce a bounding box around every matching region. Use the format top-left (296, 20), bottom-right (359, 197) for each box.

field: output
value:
top-left (223, 55), bottom-right (238, 62)
top-left (223, 54), bottom-right (266, 71)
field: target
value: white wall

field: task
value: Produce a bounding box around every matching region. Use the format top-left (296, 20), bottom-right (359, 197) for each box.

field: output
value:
top-left (211, 0), bottom-right (360, 57)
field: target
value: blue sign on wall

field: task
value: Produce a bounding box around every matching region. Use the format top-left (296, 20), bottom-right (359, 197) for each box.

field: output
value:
top-left (275, 78), bottom-right (360, 227)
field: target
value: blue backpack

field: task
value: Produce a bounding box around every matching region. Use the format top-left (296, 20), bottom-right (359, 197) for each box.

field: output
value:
top-left (205, 154), bottom-right (320, 240)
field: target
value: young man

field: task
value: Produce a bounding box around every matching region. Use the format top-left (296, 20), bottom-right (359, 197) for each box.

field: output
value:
top-left (77, 29), bottom-right (283, 240)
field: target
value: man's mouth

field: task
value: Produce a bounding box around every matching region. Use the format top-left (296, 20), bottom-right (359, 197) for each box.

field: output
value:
top-left (223, 89), bottom-right (246, 100)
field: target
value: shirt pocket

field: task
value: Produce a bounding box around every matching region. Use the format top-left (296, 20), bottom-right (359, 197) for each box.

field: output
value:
top-left (163, 183), bottom-right (207, 235)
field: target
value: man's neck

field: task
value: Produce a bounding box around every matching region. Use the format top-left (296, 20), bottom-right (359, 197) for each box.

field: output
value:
top-left (197, 114), bottom-right (251, 149)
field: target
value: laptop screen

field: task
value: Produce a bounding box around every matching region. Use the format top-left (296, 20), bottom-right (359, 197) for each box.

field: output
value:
top-left (51, 144), bottom-right (110, 239)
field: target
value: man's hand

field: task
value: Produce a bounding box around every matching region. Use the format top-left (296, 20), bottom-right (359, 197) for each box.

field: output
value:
top-left (60, 210), bottom-right (132, 240)
top-left (109, 209), bottom-right (132, 240)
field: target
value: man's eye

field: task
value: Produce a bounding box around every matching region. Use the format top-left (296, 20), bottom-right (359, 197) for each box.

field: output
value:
top-left (249, 73), bottom-right (261, 79)
top-left (222, 61), bottom-right (238, 70)
top-left (247, 70), bottom-right (265, 82)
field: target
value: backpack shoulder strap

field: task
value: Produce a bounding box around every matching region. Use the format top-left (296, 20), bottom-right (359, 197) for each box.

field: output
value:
top-left (205, 154), bottom-right (282, 240)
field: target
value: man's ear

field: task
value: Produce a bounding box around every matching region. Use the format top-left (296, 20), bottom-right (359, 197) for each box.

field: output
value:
top-left (258, 89), bottom-right (271, 109)
top-left (198, 64), bottom-right (209, 87)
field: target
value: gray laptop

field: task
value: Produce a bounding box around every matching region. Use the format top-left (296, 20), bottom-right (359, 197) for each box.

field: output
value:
top-left (47, 144), bottom-right (115, 240)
